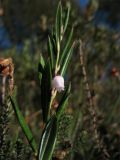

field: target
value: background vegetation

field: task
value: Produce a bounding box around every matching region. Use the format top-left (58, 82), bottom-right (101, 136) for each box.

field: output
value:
top-left (0, 0), bottom-right (120, 159)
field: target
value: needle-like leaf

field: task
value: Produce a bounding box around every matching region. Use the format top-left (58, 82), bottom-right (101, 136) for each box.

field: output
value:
top-left (55, 1), bottom-right (62, 42)
top-left (59, 27), bottom-right (73, 65)
top-left (63, 4), bottom-right (71, 33)
top-left (60, 42), bottom-right (75, 76)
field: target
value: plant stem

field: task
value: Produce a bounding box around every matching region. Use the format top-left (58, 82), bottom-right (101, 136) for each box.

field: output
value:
top-left (49, 90), bottom-right (57, 116)
top-left (2, 76), bottom-right (6, 104)
top-left (79, 40), bottom-right (110, 159)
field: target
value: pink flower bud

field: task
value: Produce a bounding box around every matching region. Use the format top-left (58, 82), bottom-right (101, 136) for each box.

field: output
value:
top-left (52, 75), bottom-right (64, 92)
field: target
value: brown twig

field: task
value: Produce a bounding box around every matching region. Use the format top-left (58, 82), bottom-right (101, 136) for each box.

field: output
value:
top-left (1, 76), bottom-right (6, 104)
top-left (79, 40), bottom-right (110, 159)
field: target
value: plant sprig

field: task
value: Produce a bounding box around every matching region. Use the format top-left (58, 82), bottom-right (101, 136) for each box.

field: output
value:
top-left (38, 2), bottom-right (74, 160)
top-left (10, 2), bottom-right (74, 160)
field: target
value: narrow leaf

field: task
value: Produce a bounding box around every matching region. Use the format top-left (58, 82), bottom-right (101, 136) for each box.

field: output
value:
top-left (51, 32), bottom-right (58, 57)
top-left (59, 3), bottom-right (63, 41)
top-left (39, 116), bottom-right (57, 160)
top-left (40, 54), bottom-right (45, 68)
top-left (63, 4), bottom-right (71, 33)
top-left (55, 1), bottom-right (62, 42)
top-left (60, 27), bottom-right (73, 65)
top-left (56, 84), bottom-right (71, 119)
top-left (9, 91), bottom-right (38, 154)
top-left (38, 54), bottom-right (45, 84)
top-left (41, 60), bottom-right (52, 122)
top-left (60, 42), bottom-right (75, 76)
top-left (48, 36), bottom-right (54, 70)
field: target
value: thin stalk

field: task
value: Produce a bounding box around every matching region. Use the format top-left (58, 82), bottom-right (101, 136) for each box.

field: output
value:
top-left (49, 90), bottom-right (57, 116)
top-left (79, 40), bottom-right (110, 159)
top-left (2, 76), bottom-right (6, 104)
top-left (51, 28), bottom-right (62, 113)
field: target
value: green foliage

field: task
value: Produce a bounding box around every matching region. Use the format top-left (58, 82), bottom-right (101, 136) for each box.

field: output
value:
top-left (0, 100), bottom-right (33, 160)
top-left (56, 84), bottom-right (71, 119)
top-left (4, 2), bottom-right (75, 159)
top-left (38, 1), bottom-right (74, 123)
top-left (38, 54), bottom-right (45, 84)
top-left (0, 1), bottom-right (120, 160)
top-left (38, 116), bottom-right (57, 160)
top-left (60, 41), bottom-right (74, 76)
top-left (38, 2), bottom-right (74, 158)
top-left (40, 60), bottom-right (52, 122)
top-left (10, 90), bottom-right (38, 154)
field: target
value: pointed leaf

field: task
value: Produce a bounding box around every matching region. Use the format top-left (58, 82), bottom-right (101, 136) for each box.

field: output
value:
top-left (39, 116), bottom-right (58, 160)
top-left (60, 42), bottom-right (75, 76)
top-left (9, 90), bottom-right (38, 154)
top-left (41, 60), bottom-right (52, 122)
top-left (51, 32), bottom-right (58, 57)
top-left (55, 1), bottom-right (62, 42)
top-left (38, 54), bottom-right (45, 84)
top-left (40, 54), bottom-right (45, 69)
top-left (60, 27), bottom-right (73, 65)
top-left (56, 84), bottom-right (71, 119)
top-left (63, 4), bottom-right (71, 33)
top-left (48, 36), bottom-right (55, 70)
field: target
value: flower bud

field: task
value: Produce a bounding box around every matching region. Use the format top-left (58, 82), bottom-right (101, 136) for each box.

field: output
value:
top-left (52, 75), bottom-right (64, 92)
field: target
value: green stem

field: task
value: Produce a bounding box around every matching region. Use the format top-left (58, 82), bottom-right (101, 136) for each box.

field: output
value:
top-left (49, 90), bottom-right (57, 116)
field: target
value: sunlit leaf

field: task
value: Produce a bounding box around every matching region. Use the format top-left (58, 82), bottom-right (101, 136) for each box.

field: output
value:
top-left (55, 1), bottom-right (63, 42)
top-left (59, 27), bottom-right (73, 65)
top-left (63, 4), bottom-right (71, 33)
top-left (60, 42), bottom-right (75, 76)
top-left (38, 116), bottom-right (57, 160)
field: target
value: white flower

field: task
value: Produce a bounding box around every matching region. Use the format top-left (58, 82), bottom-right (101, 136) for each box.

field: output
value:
top-left (52, 75), bottom-right (64, 92)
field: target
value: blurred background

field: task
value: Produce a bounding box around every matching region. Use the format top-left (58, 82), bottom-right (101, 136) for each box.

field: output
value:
top-left (0, 0), bottom-right (120, 160)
